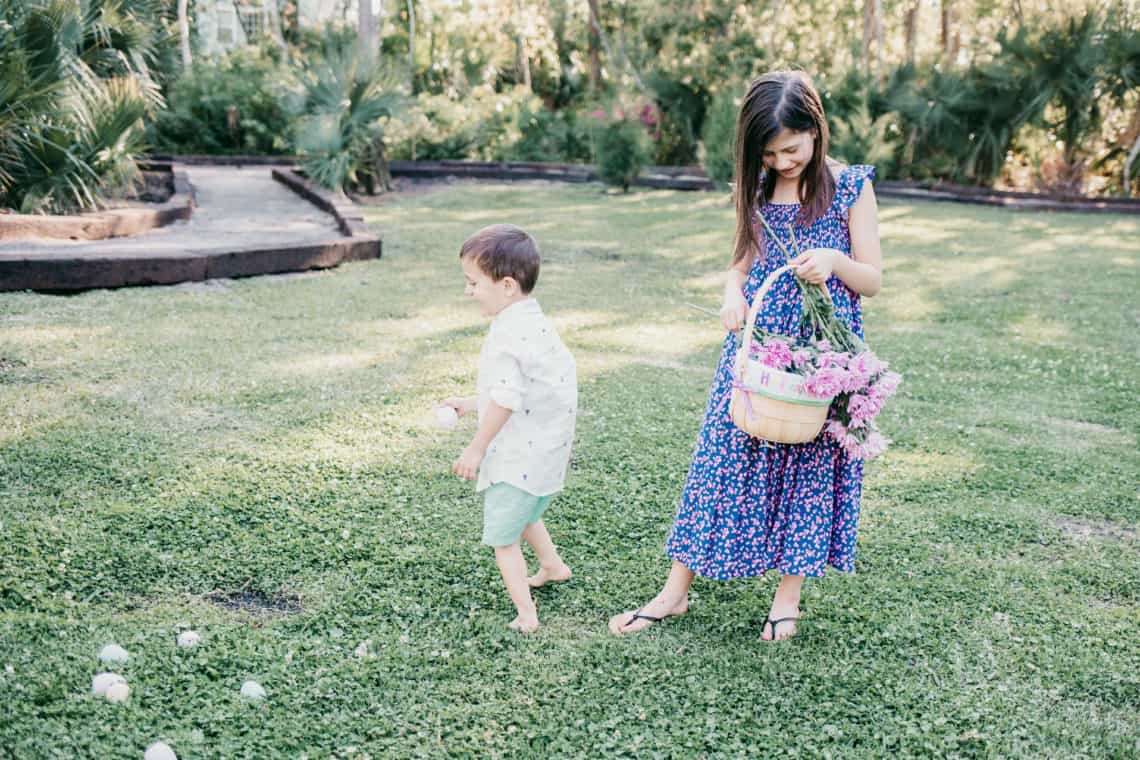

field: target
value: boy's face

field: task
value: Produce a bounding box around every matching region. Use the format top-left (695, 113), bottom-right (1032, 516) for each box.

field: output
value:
top-left (461, 256), bottom-right (518, 317)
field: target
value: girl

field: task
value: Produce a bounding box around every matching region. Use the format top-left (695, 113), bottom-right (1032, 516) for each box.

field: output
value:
top-left (609, 71), bottom-right (883, 642)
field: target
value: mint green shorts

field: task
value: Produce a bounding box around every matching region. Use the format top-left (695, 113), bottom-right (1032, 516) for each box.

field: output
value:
top-left (482, 483), bottom-right (555, 547)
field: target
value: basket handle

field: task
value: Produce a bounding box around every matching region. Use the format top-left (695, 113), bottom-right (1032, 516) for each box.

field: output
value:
top-left (735, 265), bottom-right (795, 379)
top-left (733, 264), bottom-right (837, 379)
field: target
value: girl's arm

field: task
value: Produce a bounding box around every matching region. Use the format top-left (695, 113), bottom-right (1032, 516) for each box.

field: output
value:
top-left (452, 401), bottom-right (512, 480)
top-left (721, 252), bottom-right (754, 332)
top-left (791, 182), bottom-right (883, 297)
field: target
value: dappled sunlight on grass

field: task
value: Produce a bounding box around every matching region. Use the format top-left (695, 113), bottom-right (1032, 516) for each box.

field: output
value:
top-left (1009, 315), bottom-right (1070, 345)
top-left (582, 321), bottom-right (720, 359)
top-left (3, 181), bottom-right (1139, 758)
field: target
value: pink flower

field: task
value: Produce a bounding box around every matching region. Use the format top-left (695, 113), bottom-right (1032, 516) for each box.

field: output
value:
top-left (589, 109), bottom-right (607, 119)
top-left (760, 339), bottom-right (793, 370)
top-left (849, 351), bottom-right (883, 377)
top-left (840, 433), bottom-right (863, 458)
top-left (858, 431), bottom-right (889, 459)
top-left (791, 348), bottom-right (813, 368)
top-left (801, 366), bottom-right (845, 399)
top-left (814, 339), bottom-right (832, 352)
top-left (872, 371), bottom-right (902, 399)
top-left (816, 351), bottom-right (849, 369)
top-left (825, 419), bottom-right (848, 441)
top-left (847, 393), bottom-right (883, 426)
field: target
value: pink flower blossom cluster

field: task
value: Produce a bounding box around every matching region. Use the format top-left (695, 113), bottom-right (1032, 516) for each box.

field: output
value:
top-left (746, 335), bottom-right (901, 460)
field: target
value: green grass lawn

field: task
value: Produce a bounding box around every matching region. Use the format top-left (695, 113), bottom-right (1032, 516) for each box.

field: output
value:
top-left (1, 182), bottom-right (1138, 758)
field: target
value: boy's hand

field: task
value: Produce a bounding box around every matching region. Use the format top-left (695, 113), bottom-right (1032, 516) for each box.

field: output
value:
top-left (451, 442), bottom-right (485, 480)
top-left (441, 396), bottom-right (477, 416)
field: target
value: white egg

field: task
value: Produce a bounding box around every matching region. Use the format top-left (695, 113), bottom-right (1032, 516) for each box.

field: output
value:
top-left (176, 631), bottom-right (200, 648)
top-left (91, 672), bottom-right (125, 695)
top-left (144, 741), bottom-right (177, 760)
top-left (434, 405), bottom-right (459, 429)
top-left (239, 680), bottom-right (266, 700)
top-left (99, 644), bottom-right (130, 664)
top-left (105, 682), bottom-right (130, 703)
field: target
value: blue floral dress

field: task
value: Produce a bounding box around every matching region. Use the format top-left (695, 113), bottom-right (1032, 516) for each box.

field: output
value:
top-left (664, 164), bottom-right (875, 579)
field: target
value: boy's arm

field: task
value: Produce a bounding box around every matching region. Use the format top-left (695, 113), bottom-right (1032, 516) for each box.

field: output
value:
top-left (452, 401), bottom-right (512, 480)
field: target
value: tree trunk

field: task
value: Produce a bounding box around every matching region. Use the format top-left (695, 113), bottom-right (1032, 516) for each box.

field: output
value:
top-left (359, 0), bottom-right (375, 63)
top-left (1124, 113), bottom-right (1140, 195)
top-left (862, 0), bottom-right (875, 74)
top-left (265, 0), bottom-right (288, 54)
top-left (941, 0), bottom-right (955, 62)
top-left (177, 0), bottom-right (191, 72)
top-left (514, 0), bottom-right (531, 90)
top-left (875, 0), bottom-right (884, 84)
top-left (373, 137), bottom-right (393, 193)
top-left (406, 0), bottom-right (416, 93)
top-left (903, 1), bottom-right (919, 64)
top-left (587, 0), bottom-right (602, 91)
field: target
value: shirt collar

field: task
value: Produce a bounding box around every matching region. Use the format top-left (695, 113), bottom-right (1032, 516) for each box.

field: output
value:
top-left (493, 297), bottom-right (540, 326)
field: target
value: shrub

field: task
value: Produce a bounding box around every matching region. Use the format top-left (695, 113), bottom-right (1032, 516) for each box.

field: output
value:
top-left (385, 86), bottom-right (532, 161)
top-left (592, 116), bottom-right (650, 192)
top-left (149, 47), bottom-right (294, 155)
top-left (701, 88), bottom-right (739, 186)
top-left (292, 45), bottom-right (404, 194)
top-left (0, 1), bottom-right (156, 213)
top-left (502, 106), bottom-right (593, 164)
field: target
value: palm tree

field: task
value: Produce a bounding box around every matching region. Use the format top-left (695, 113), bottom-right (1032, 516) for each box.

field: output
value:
top-left (293, 42), bottom-right (404, 195)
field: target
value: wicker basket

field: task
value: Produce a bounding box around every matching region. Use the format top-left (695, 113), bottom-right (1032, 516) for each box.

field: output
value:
top-left (729, 264), bottom-right (834, 444)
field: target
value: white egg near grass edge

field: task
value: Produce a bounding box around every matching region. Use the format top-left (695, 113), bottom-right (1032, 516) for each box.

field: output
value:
top-left (145, 741), bottom-right (178, 760)
top-left (105, 682), bottom-right (130, 703)
top-left (99, 644), bottom-right (129, 664)
top-left (91, 672), bottom-right (126, 695)
top-left (176, 630), bottom-right (200, 648)
top-left (435, 405), bottom-right (459, 429)
top-left (240, 680), bottom-right (266, 700)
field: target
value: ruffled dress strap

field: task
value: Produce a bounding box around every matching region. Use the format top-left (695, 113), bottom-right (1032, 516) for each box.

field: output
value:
top-left (834, 164), bottom-right (876, 216)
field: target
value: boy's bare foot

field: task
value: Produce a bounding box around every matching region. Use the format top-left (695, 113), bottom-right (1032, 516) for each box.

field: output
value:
top-left (527, 563), bottom-right (573, 588)
top-left (608, 595), bottom-right (689, 635)
top-left (508, 615), bottom-right (540, 634)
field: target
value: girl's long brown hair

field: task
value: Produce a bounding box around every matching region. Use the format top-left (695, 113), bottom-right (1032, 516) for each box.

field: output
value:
top-left (732, 71), bottom-right (836, 267)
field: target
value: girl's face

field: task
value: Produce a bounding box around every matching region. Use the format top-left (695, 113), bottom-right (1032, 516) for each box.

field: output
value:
top-left (763, 129), bottom-right (815, 181)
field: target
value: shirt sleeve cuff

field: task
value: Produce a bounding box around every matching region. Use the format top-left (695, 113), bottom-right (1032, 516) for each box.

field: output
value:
top-left (489, 387), bottom-right (523, 411)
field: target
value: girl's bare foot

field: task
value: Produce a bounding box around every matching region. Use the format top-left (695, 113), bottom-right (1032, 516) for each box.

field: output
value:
top-left (527, 563), bottom-right (573, 588)
top-left (508, 615), bottom-right (540, 634)
top-left (608, 595), bottom-right (689, 635)
top-left (761, 598), bottom-right (801, 642)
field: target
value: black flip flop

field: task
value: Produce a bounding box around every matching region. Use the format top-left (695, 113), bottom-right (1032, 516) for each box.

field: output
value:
top-left (762, 615), bottom-right (801, 642)
top-left (619, 607), bottom-right (667, 633)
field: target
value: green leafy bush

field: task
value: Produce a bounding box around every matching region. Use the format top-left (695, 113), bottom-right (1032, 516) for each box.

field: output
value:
top-left (0, 0), bottom-right (157, 213)
top-left (149, 47), bottom-right (294, 155)
top-left (501, 106), bottom-right (593, 163)
top-left (385, 86), bottom-right (532, 161)
top-left (292, 45), bottom-right (403, 194)
top-left (700, 88), bottom-right (739, 186)
top-left (592, 116), bottom-right (650, 192)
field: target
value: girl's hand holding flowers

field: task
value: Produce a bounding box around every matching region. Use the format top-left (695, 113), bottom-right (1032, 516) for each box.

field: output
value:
top-left (790, 248), bottom-right (839, 284)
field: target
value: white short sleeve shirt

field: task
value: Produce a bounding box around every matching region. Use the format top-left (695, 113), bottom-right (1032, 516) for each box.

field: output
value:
top-left (476, 299), bottom-right (577, 495)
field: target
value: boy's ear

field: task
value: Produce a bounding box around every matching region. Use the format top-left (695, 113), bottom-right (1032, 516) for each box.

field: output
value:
top-left (501, 276), bottom-right (520, 295)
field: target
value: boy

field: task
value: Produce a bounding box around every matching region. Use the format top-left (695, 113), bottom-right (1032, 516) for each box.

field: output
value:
top-left (442, 224), bottom-right (576, 633)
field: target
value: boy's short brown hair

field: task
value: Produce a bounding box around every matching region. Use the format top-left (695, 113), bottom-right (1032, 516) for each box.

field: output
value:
top-left (459, 224), bottom-right (540, 294)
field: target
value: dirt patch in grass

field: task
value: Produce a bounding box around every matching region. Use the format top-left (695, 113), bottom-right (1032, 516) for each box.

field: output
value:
top-left (207, 589), bottom-right (303, 616)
